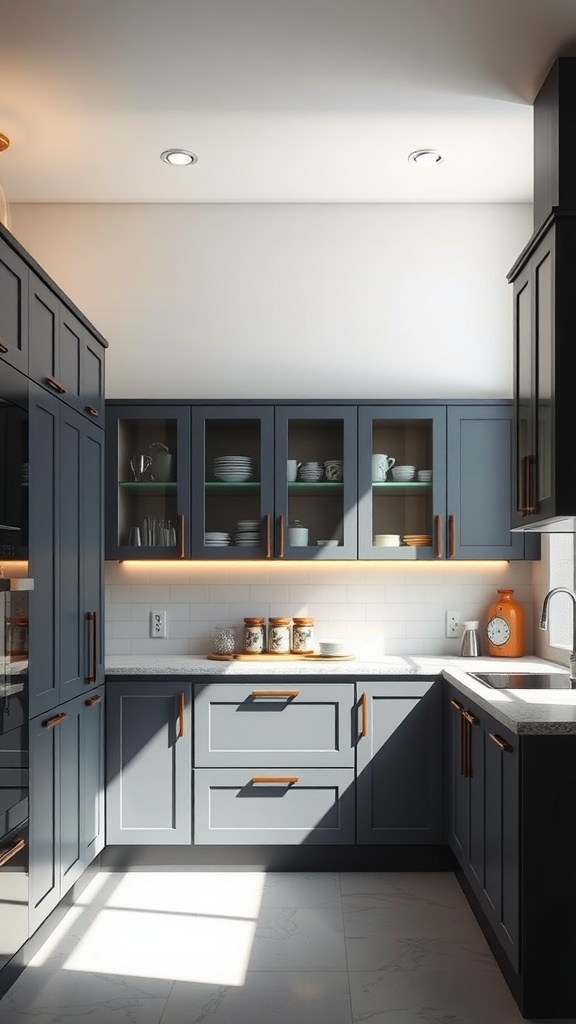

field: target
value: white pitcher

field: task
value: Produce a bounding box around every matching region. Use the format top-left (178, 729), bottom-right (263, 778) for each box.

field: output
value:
top-left (371, 453), bottom-right (396, 481)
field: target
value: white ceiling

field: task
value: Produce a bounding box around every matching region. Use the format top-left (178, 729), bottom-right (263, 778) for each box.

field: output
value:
top-left (1, 0), bottom-right (576, 204)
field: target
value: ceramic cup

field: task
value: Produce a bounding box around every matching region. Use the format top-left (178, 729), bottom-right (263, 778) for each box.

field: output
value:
top-left (371, 454), bottom-right (396, 481)
top-left (374, 533), bottom-right (401, 547)
top-left (288, 525), bottom-right (309, 546)
top-left (287, 459), bottom-right (301, 482)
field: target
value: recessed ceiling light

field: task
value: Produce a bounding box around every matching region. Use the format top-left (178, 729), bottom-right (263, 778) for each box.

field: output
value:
top-left (160, 149), bottom-right (198, 166)
top-left (408, 149), bottom-right (443, 166)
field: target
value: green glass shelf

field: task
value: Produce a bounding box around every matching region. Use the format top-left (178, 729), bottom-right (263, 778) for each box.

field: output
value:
top-left (118, 481), bottom-right (177, 496)
top-left (205, 482), bottom-right (261, 492)
top-left (372, 482), bottom-right (431, 491)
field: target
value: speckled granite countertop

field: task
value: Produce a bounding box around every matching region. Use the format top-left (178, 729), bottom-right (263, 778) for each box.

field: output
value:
top-left (105, 654), bottom-right (575, 735)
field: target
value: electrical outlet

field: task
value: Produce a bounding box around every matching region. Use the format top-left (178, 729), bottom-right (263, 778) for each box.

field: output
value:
top-left (445, 610), bottom-right (461, 638)
top-left (151, 610), bottom-right (167, 638)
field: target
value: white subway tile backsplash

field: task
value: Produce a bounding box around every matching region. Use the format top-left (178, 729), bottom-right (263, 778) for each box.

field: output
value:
top-left (105, 559), bottom-right (538, 657)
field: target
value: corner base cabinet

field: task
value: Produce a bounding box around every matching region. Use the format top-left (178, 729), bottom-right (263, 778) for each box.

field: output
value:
top-left (356, 680), bottom-right (442, 844)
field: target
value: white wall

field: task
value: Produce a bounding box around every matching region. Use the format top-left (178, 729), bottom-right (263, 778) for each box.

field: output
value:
top-left (11, 202), bottom-right (531, 400)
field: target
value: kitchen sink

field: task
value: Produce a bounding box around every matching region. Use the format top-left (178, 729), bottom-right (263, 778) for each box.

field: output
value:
top-left (469, 672), bottom-right (575, 690)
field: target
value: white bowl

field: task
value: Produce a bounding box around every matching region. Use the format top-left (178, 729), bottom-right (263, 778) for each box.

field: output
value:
top-left (317, 539), bottom-right (339, 546)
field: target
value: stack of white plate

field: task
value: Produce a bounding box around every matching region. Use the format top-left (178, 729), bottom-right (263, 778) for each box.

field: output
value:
top-left (318, 639), bottom-right (352, 657)
top-left (391, 465), bottom-right (416, 481)
top-left (235, 519), bottom-right (261, 547)
top-left (299, 461), bottom-right (324, 481)
top-left (205, 531), bottom-right (231, 546)
top-left (416, 469), bottom-right (432, 482)
top-left (213, 455), bottom-right (254, 482)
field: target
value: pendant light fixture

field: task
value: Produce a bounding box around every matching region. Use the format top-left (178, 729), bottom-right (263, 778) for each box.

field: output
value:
top-left (0, 133), bottom-right (11, 230)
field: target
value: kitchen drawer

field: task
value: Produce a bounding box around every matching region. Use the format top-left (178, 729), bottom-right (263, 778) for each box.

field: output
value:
top-left (194, 682), bottom-right (354, 768)
top-left (194, 767), bottom-right (355, 844)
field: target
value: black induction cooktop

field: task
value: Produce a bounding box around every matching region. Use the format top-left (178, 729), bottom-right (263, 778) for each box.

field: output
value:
top-left (470, 672), bottom-right (575, 690)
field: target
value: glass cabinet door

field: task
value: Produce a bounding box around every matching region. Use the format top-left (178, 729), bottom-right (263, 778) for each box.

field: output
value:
top-left (191, 407), bottom-right (274, 558)
top-left (357, 406), bottom-right (446, 559)
top-left (274, 406), bottom-right (358, 559)
top-left (105, 406), bottom-right (191, 559)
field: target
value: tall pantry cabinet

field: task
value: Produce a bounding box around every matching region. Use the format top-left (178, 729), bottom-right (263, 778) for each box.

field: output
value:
top-left (0, 223), bottom-right (108, 936)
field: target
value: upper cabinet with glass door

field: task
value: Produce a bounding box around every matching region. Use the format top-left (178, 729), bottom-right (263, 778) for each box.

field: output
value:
top-left (105, 406), bottom-right (191, 559)
top-left (358, 406), bottom-right (446, 559)
top-left (191, 405), bottom-right (357, 559)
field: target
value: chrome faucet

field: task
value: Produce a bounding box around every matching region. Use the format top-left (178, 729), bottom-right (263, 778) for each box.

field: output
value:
top-left (540, 587), bottom-right (576, 682)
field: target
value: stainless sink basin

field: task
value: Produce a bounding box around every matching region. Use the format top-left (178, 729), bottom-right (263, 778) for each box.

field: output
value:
top-left (469, 672), bottom-right (574, 690)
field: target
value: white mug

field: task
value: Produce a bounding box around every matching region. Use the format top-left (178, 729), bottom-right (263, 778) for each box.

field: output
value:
top-left (287, 459), bottom-right (301, 482)
top-left (371, 454), bottom-right (396, 481)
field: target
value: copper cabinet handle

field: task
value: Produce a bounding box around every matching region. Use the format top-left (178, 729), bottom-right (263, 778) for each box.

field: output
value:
top-left (264, 515), bottom-right (272, 559)
top-left (462, 710), bottom-right (477, 726)
top-left (489, 732), bottom-right (512, 752)
top-left (251, 689), bottom-right (299, 698)
top-left (435, 514), bottom-right (443, 558)
top-left (526, 454), bottom-right (538, 514)
top-left (46, 375), bottom-right (66, 394)
top-left (461, 709), bottom-right (477, 777)
top-left (460, 708), bottom-right (467, 777)
top-left (448, 514), bottom-right (456, 558)
top-left (278, 514), bottom-right (285, 558)
top-left (518, 454), bottom-right (529, 514)
top-left (42, 712), bottom-right (68, 728)
top-left (178, 691), bottom-right (185, 738)
top-left (178, 514), bottom-right (185, 558)
top-left (251, 776), bottom-right (298, 785)
top-left (85, 404), bottom-right (99, 417)
top-left (0, 837), bottom-right (25, 867)
top-left (450, 699), bottom-right (464, 712)
top-left (86, 611), bottom-right (97, 683)
top-left (0, 338), bottom-right (9, 354)
top-left (360, 691), bottom-right (368, 738)
top-left (85, 695), bottom-right (102, 707)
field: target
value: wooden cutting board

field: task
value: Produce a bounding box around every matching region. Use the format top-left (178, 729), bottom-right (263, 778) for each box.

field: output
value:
top-left (207, 652), bottom-right (355, 661)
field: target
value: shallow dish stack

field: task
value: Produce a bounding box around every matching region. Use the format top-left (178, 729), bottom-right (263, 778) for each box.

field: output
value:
top-left (213, 455), bottom-right (254, 482)
top-left (204, 531), bottom-right (231, 547)
top-left (391, 465), bottom-right (416, 481)
top-left (298, 461), bottom-right (324, 481)
top-left (235, 519), bottom-right (261, 547)
top-left (402, 534), bottom-right (432, 547)
top-left (416, 469), bottom-right (432, 482)
top-left (318, 639), bottom-right (352, 657)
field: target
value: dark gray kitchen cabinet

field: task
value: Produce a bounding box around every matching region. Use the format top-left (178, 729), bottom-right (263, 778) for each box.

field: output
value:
top-left (105, 405), bottom-right (191, 559)
top-left (194, 767), bottom-right (355, 845)
top-left (444, 685), bottom-right (519, 971)
top-left (508, 212), bottom-right (576, 530)
top-left (356, 680), bottom-right (442, 844)
top-left (29, 387), bottom-right (104, 717)
top-left (29, 687), bottom-right (105, 935)
top-left (106, 681), bottom-right (192, 845)
top-left (29, 271), bottom-right (105, 424)
top-left (447, 406), bottom-right (527, 559)
top-left (0, 237), bottom-right (28, 374)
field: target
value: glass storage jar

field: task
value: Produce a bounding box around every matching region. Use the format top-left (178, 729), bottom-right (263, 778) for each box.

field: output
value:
top-left (243, 617), bottom-right (266, 654)
top-left (267, 617), bottom-right (291, 654)
top-left (291, 617), bottom-right (315, 653)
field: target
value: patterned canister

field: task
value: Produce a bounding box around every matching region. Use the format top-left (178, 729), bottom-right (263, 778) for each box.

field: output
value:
top-left (267, 617), bottom-right (291, 653)
top-left (291, 617), bottom-right (315, 653)
top-left (243, 617), bottom-right (266, 654)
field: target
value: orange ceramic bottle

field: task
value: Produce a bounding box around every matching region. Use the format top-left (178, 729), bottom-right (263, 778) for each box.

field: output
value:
top-left (485, 589), bottom-right (525, 657)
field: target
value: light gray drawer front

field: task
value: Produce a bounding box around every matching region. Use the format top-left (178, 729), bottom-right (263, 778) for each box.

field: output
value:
top-left (194, 683), bottom-right (354, 768)
top-left (194, 768), bottom-right (355, 844)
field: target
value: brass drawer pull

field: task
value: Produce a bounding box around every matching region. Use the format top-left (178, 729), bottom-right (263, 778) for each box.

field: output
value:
top-left (46, 375), bottom-right (66, 394)
top-left (42, 712), bottom-right (68, 728)
top-left (86, 611), bottom-right (97, 683)
top-left (435, 514), bottom-right (443, 558)
top-left (360, 691), bottom-right (368, 737)
top-left (0, 837), bottom-right (25, 867)
top-left (462, 710), bottom-right (477, 725)
top-left (278, 514), bottom-right (285, 558)
top-left (0, 338), bottom-right (9, 354)
top-left (85, 404), bottom-right (99, 417)
top-left (85, 695), bottom-right (102, 707)
top-left (251, 776), bottom-right (298, 785)
top-left (178, 691), bottom-right (186, 738)
top-left (265, 514), bottom-right (272, 559)
top-left (251, 689), bottom-right (299, 698)
top-left (450, 699), bottom-right (464, 712)
top-left (178, 513), bottom-right (185, 558)
top-left (448, 514), bottom-right (456, 558)
top-left (489, 732), bottom-right (512, 752)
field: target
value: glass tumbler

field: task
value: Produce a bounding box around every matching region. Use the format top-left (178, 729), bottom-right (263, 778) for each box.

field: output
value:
top-left (213, 626), bottom-right (236, 654)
